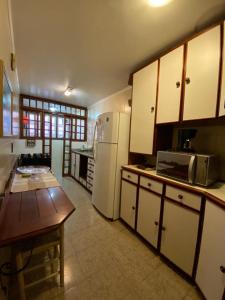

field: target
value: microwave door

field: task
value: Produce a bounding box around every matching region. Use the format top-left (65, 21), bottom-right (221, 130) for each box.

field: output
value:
top-left (188, 155), bottom-right (196, 184)
top-left (157, 151), bottom-right (196, 183)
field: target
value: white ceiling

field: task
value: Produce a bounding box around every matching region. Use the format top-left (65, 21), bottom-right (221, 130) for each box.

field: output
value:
top-left (11, 0), bottom-right (225, 107)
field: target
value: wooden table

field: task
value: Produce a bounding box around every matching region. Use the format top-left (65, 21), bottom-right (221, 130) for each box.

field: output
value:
top-left (0, 187), bottom-right (75, 247)
top-left (0, 186), bottom-right (75, 298)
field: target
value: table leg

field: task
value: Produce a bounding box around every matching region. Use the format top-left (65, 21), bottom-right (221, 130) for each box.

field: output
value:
top-left (59, 224), bottom-right (64, 287)
top-left (16, 252), bottom-right (26, 300)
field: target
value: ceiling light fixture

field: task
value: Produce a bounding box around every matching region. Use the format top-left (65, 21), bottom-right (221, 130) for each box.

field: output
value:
top-left (148, 0), bottom-right (172, 7)
top-left (64, 87), bottom-right (73, 96)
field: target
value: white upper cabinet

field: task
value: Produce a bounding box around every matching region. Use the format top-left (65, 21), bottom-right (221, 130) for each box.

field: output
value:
top-left (156, 46), bottom-right (184, 124)
top-left (183, 26), bottom-right (220, 121)
top-left (219, 22), bottom-right (225, 117)
top-left (130, 61), bottom-right (158, 154)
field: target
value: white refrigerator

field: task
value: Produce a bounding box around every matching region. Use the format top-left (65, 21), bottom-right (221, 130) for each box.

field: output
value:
top-left (92, 112), bottom-right (130, 220)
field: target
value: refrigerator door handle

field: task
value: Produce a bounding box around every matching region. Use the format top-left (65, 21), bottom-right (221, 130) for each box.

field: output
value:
top-left (92, 122), bottom-right (97, 162)
top-left (93, 142), bottom-right (97, 162)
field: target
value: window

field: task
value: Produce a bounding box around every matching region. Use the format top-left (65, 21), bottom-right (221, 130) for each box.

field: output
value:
top-left (22, 111), bottom-right (41, 138)
top-left (57, 116), bottom-right (64, 138)
top-left (52, 115), bottom-right (57, 138)
top-left (20, 94), bottom-right (87, 141)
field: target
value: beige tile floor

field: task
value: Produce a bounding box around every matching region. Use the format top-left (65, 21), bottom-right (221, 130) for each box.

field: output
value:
top-left (15, 177), bottom-right (203, 300)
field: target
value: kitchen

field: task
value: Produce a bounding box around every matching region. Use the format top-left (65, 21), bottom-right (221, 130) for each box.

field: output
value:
top-left (0, 0), bottom-right (225, 299)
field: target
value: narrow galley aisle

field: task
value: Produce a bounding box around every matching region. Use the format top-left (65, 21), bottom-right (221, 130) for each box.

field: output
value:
top-left (15, 177), bottom-right (203, 300)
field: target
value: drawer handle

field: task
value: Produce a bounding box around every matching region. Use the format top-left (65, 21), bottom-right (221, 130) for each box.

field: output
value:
top-left (162, 226), bottom-right (166, 231)
top-left (154, 221), bottom-right (159, 226)
top-left (127, 175), bottom-right (131, 178)
top-left (148, 183), bottom-right (152, 187)
top-left (178, 194), bottom-right (183, 200)
top-left (220, 266), bottom-right (225, 273)
top-left (132, 206), bottom-right (136, 210)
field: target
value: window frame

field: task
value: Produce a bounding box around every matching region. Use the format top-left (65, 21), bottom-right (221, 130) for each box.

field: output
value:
top-left (20, 94), bottom-right (87, 141)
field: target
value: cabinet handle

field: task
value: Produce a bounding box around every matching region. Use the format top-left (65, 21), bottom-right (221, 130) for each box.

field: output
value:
top-left (132, 206), bottom-right (136, 210)
top-left (150, 106), bottom-right (155, 113)
top-left (176, 81), bottom-right (181, 88)
top-left (220, 266), bottom-right (225, 273)
top-left (148, 183), bottom-right (152, 187)
top-left (162, 226), bottom-right (166, 231)
top-left (185, 78), bottom-right (191, 84)
top-left (154, 221), bottom-right (159, 226)
top-left (178, 194), bottom-right (183, 200)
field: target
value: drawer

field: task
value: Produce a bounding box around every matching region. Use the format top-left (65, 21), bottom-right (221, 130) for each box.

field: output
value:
top-left (122, 170), bottom-right (138, 184)
top-left (140, 176), bottom-right (163, 195)
top-left (87, 177), bottom-right (93, 185)
top-left (87, 170), bottom-right (93, 179)
top-left (88, 164), bottom-right (94, 172)
top-left (165, 185), bottom-right (201, 211)
top-left (88, 158), bottom-right (94, 165)
top-left (87, 183), bottom-right (93, 191)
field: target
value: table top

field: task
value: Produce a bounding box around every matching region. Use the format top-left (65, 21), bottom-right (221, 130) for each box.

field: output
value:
top-left (10, 172), bottom-right (60, 193)
top-left (0, 187), bottom-right (75, 247)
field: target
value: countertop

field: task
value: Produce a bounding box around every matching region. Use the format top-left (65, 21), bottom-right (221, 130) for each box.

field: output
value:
top-left (122, 165), bottom-right (225, 209)
top-left (71, 149), bottom-right (94, 158)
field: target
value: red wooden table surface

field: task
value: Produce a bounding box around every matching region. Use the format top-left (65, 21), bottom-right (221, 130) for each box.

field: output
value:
top-left (0, 187), bottom-right (75, 247)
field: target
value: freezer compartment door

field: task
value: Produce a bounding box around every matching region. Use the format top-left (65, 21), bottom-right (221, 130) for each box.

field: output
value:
top-left (92, 143), bottom-right (117, 218)
top-left (96, 112), bottom-right (119, 143)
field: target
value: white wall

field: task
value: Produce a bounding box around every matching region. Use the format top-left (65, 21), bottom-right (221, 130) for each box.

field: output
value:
top-left (13, 139), bottom-right (43, 154)
top-left (51, 140), bottom-right (87, 182)
top-left (87, 86), bottom-right (132, 144)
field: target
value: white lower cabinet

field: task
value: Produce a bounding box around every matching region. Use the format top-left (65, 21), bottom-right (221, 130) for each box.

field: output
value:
top-left (160, 200), bottom-right (199, 276)
top-left (120, 180), bottom-right (137, 229)
top-left (75, 153), bottom-right (80, 180)
top-left (196, 201), bottom-right (225, 300)
top-left (71, 152), bottom-right (75, 177)
top-left (137, 188), bottom-right (161, 248)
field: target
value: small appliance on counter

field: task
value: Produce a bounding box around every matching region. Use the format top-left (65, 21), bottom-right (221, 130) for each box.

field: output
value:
top-left (156, 151), bottom-right (217, 187)
top-left (177, 128), bottom-right (197, 152)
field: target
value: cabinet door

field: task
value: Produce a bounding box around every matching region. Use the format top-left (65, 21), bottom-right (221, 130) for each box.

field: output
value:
top-left (183, 26), bottom-right (220, 121)
top-left (75, 154), bottom-right (80, 180)
top-left (71, 152), bottom-right (75, 177)
top-left (137, 188), bottom-right (161, 248)
top-left (120, 180), bottom-right (137, 229)
top-left (130, 61), bottom-right (158, 154)
top-left (156, 46), bottom-right (184, 124)
top-left (196, 201), bottom-right (225, 300)
top-left (161, 200), bottom-right (199, 275)
top-left (219, 21), bottom-right (225, 117)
